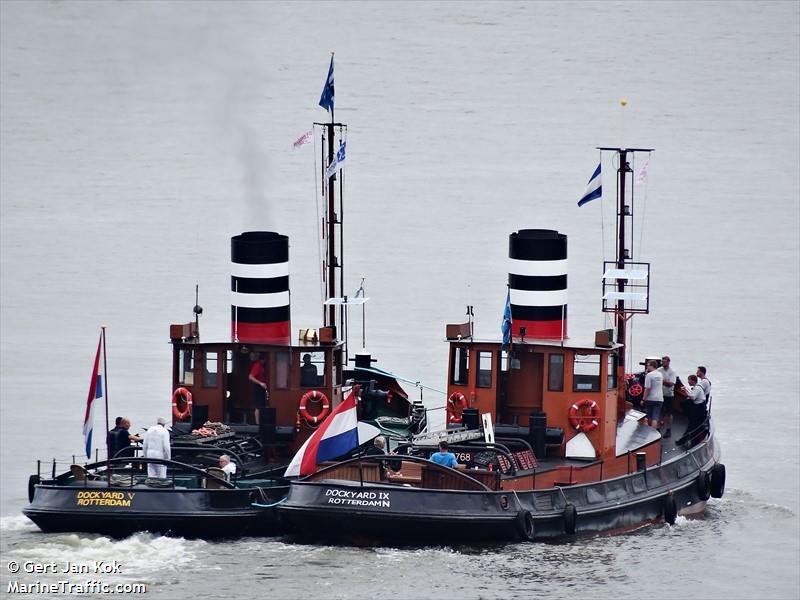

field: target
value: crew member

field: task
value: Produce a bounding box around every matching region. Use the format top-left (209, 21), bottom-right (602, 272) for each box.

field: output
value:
top-left (143, 417), bottom-right (171, 479)
top-left (429, 441), bottom-right (459, 468)
top-left (659, 356), bottom-right (677, 438)
top-left (248, 353), bottom-right (269, 425)
top-left (218, 455), bottom-right (237, 480)
top-left (115, 417), bottom-right (142, 459)
top-left (642, 360), bottom-right (664, 429)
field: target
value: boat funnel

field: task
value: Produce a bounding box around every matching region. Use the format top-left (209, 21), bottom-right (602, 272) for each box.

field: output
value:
top-left (508, 229), bottom-right (568, 340)
top-left (231, 231), bottom-right (290, 344)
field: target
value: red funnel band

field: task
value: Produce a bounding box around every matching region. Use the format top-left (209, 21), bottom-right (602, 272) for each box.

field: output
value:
top-left (512, 319), bottom-right (567, 340)
top-left (232, 321), bottom-right (290, 344)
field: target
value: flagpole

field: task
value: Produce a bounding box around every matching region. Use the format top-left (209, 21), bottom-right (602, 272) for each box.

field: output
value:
top-left (101, 326), bottom-right (110, 468)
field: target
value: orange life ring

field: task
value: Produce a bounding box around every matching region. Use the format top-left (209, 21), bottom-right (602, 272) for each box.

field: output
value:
top-left (568, 398), bottom-right (600, 433)
top-left (172, 387), bottom-right (193, 422)
top-left (447, 392), bottom-right (469, 424)
top-left (298, 390), bottom-right (331, 424)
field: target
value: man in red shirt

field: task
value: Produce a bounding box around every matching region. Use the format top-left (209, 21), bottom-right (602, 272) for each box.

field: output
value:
top-left (248, 353), bottom-right (269, 425)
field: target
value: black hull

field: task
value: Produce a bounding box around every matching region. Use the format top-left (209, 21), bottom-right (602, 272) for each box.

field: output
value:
top-left (280, 435), bottom-right (723, 544)
top-left (23, 483), bottom-right (287, 539)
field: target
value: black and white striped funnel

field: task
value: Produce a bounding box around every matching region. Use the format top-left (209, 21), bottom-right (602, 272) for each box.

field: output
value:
top-left (231, 231), bottom-right (290, 344)
top-left (508, 229), bottom-right (568, 340)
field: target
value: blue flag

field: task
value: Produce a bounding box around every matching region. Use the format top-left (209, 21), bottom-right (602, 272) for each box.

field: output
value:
top-left (319, 55), bottom-right (334, 113)
top-left (325, 142), bottom-right (346, 178)
top-left (501, 289), bottom-right (512, 347)
top-left (578, 163), bottom-right (602, 207)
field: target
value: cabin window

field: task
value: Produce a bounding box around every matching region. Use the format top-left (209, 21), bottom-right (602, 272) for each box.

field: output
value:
top-left (477, 352), bottom-right (492, 388)
top-left (226, 350), bottom-right (233, 374)
top-left (275, 351), bottom-right (290, 389)
top-left (548, 354), bottom-right (565, 391)
top-left (607, 353), bottom-right (618, 391)
top-left (333, 349), bottom-right (342, 386)
top-left (573, 354), bottom-right (601, 392)
top-left (451, 346), bottom-right (469, 385)
top-left (500, 350), bottom-right (510, 372)
top-left (300, 351), bottom-right (325, 387)
top-left (203, 351), bottom-right (218, 387)
top-left (178, 349), bottom-right (194, 385)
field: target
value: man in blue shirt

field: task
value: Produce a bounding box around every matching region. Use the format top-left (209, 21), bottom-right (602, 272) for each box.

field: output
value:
top-left (429, 441), bottom-right (459, 468)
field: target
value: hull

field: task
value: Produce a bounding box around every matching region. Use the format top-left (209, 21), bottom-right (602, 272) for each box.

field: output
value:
top-left (23, 482), bottom-right (287, 538)
top-left (280, 434), bottom-right (722, 544)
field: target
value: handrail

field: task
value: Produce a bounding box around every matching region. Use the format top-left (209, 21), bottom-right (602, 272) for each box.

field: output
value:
top-left (302, 454), bottom-right (492, 491)
top-left (59, 457), bottom-right (236, 489)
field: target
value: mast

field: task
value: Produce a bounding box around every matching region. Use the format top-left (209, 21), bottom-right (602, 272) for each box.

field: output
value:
top-left (599, 146), bottom-right (653, 413)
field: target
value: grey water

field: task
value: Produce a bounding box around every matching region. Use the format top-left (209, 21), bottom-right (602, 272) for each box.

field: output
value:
top-left (1, 1), bottom-right (798, 598)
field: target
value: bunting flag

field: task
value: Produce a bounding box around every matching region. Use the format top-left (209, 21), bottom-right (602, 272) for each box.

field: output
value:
top-left (284, 387), bottom-right (360, 477)
top-left (578, 163), bottom-right (602, 207)
top-left (319, 54), bottom-right (334, 113)
top-left (637, 157), bottom-right (650, 182)
top-left (293, 130), bottom-right (313, 149)
top-left (83, 335), bottom-right (103, 459)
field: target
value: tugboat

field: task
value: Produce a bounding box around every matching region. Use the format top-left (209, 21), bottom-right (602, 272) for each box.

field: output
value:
top-left (22, 116), bottom-right (425, 538)
top-left (278, 147), bottom-right (727, 543)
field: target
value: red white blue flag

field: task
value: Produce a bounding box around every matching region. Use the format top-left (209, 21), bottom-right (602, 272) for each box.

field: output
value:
top-left (83, 335), bottom-right (103, 458)
top-left (284, 387), bottom-right (359, 477)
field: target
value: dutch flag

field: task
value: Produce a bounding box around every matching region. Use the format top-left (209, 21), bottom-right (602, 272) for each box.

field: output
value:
top-left (578, 163), bottom-right (602, 207)
top-left (284, 387), bottom-right (360, 477)
top-left (83, 335), bottom-right (103, 459)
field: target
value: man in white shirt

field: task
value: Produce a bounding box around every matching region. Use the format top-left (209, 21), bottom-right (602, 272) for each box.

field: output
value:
top-left (143, 417), bottom-right (171, 479)
top-left (642, 360), bottom-right (664, 429)
top-left (679, 374), bottom-right (708, 445)
top-left (218, 455), bottom-right (237, 480)
top-left (658, 356), bottom-right (677, 438)
top-left (696, 366), bottom-right (711, 402)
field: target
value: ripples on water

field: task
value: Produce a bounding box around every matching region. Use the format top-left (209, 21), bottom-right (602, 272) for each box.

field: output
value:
top-left (3, 496), bottom-right (796, 600)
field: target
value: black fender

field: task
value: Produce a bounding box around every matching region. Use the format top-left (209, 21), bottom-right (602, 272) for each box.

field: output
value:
top-left (28, 474), bottom-right (40, 503)
top-left (710, 463), bottom-right (726, 498)
top-left (696, 470), bottom-right (711, 501)
top-left (563, 503), bottom-right (577, 535)
top-left (663, 492), bottom-right (677, 525)
top-left (515, 510), bottom-right (535, 541)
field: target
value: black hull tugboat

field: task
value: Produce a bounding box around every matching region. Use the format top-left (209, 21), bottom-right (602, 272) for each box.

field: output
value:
top-left (23, 115), bottom-right (425, 538)
top-left (279, 147), bottom-right (727, 544)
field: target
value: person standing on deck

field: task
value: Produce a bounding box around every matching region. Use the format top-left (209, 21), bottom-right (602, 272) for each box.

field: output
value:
top-left (696, 366), bottom-right (711, 402)
top-left (115, 417), bottom-right (142, 459)
top-left (679, 374), bottom-right (708, 445)
top-left (107, 416), bottom-right (122, 459)
top-left (248, 352), bottom-right (269, 425)
top-left (658, 356), bottom-right (677, 439)
top-left (142, 417), bottom-right (171, 479)
top-left (642, 360), bottom-right (664, 429)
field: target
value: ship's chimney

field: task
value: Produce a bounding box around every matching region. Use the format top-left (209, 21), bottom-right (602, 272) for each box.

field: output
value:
top-left (508, 229), bottom-right (568, 340)
top-left (231, 231), bottom-right (290, 344)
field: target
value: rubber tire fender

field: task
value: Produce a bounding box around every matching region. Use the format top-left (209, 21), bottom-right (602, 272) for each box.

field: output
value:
top-left (710, 463), bottom-right (726, 498)
top-left (663, 492), bottom-right (677, 525)
top-left (515, 510), bottom-right (535, 542)
top-left (563, 503), bottom-right (577, 535)
top-left (28, 474), bottom-right (41, 503)
top-left (696, 470), bottom-right (711, 501)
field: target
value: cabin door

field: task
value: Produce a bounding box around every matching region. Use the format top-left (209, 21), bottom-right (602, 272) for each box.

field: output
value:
top-left (503, 352), bottom-right (543, 426)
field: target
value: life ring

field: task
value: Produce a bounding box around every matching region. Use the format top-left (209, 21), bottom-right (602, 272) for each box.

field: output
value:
top-left (172, 387), bottom-right (193, 422)
top-left (567, 398), bottom-right (600, 433)
top-left (447, 392), bottom-right (469, 424)
top-left (298, 390), bottom-right (331, 424)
